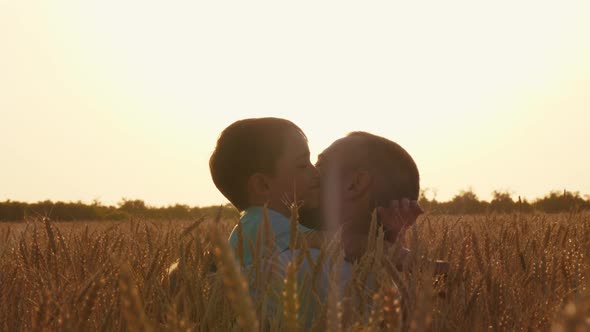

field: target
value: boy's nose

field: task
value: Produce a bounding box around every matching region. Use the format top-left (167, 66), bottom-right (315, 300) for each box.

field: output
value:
top-left (310, 166), bottom-right (321, 187)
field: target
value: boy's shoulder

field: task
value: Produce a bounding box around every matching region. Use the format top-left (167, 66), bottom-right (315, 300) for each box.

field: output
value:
top-left (228, 206), bottom-right (312, 253)
top-left (236, 206), bottom-right (311, 234)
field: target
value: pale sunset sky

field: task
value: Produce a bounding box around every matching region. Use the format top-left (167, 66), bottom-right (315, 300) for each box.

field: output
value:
top-left (1, 1), bottom-right (589, 207)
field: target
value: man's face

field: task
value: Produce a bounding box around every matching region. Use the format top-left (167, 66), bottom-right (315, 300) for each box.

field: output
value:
top-left (315, 136), bottom-right (367, 229)
top-left (266, 130), bottom-right (320, 215)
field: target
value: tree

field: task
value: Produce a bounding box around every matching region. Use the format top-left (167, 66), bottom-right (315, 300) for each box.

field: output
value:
top-left (534, 190), bottom-right (587, 213)
top-left (444, 189), bottom-right (487, 214)
top-left (418, 188), bottom-right (439, 212)
top-left (118, 199), bottom-right (148, 214)
top-left (490, 190), bottom-right (515, 213)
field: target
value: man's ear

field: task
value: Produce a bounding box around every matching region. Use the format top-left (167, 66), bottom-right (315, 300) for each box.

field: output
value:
top-left (247, 173), bottom-right (271, 201)
top-left (346, 171), bottom-right (372, 199)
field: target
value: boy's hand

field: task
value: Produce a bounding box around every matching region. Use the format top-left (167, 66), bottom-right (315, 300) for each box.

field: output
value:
top-left (376, 199), bottom-right (423, 243)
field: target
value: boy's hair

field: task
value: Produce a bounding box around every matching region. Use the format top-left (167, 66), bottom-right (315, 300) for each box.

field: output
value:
top-left (209, 118), bottom-right (306, 211)
top-left (346, 131), bottom-right (420, 207)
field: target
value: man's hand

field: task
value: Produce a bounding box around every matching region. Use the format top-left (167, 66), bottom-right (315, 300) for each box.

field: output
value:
top-left (376, 199), bottom-right (423, 243)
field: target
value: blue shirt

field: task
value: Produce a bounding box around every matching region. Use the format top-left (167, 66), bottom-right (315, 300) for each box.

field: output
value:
top-left (228, 206), bottom-right (312, 266)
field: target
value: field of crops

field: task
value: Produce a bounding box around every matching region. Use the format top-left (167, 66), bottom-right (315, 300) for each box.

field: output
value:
top-left (0, 212), bottom-right (588, 331)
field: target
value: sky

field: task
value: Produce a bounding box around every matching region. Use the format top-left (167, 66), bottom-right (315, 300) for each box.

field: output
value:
top-left (1, 1), bottom-right (590, 207)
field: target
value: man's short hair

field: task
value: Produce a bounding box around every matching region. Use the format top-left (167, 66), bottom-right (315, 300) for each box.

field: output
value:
top-left (209, 118), bottom-right (306, 211)
top-left (347, 131), bottom-right (420, 207)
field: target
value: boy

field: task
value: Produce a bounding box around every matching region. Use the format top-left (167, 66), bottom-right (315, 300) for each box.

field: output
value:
top-left (209, 117), bottom-right (320, 266)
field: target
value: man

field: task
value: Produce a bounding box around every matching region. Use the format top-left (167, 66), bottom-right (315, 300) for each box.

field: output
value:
top-left (276, 131), bottom-right (426, 329)
top-left (313, 131), bottom-right (421, 259)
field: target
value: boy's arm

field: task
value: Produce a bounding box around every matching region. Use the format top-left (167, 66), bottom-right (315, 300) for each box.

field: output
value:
top-left (300, 199), bottom-right (421, 252)
top-left (299, 200), bottom-right (449, 276)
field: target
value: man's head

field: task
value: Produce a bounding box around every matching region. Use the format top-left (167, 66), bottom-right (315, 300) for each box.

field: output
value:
top-left (209, 118), bottom-right (320, 216)
top-left (316, 131), bottom-right (419, 232)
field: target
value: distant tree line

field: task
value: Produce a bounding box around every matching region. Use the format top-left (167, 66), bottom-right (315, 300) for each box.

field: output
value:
top-left (1, 189), bottom-right (589, 222)
top-left (418, 189), bottom-right (590, 215)
top-left (0, 199), bottom-right (239, 222)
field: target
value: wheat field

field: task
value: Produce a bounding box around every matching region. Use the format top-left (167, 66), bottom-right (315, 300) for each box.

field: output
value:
top-left (0, 212), bottom-right (588, 331)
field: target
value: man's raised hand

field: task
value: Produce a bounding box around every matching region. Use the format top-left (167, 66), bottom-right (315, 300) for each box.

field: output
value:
top-left (376, 199), bottom-right (423, 243)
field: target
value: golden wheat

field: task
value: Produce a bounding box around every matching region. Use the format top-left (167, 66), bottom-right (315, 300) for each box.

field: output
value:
top-left (0, 212), bottom-right (588, 331)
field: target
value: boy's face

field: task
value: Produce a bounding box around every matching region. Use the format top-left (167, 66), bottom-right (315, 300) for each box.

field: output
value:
top-left (265, 130), bottom-right (320, 216)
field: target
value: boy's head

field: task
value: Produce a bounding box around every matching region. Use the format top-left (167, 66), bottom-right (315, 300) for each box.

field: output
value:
top-left (210, 118), bottom-right (320, 216)
top-left (316, 131), bottom-right (419, 230)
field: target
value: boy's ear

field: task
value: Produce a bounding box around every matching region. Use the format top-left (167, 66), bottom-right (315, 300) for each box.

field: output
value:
top-left (247, 173), bottom-right (272, 199)
top-left (345, 170), bottom-right (372, 199)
